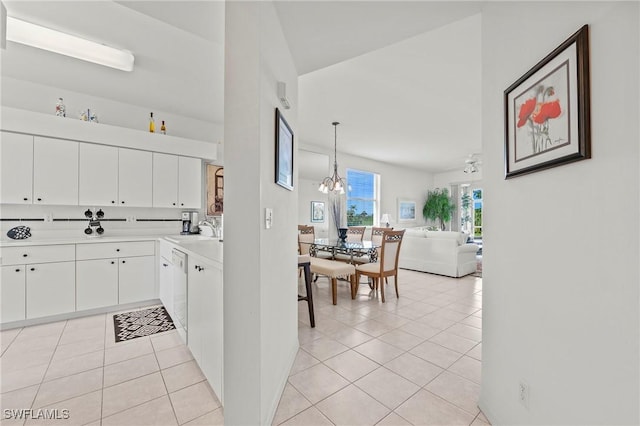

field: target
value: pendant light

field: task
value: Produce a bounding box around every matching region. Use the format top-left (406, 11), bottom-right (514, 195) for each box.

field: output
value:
top-left (318, 122), bottom-right (347, 194)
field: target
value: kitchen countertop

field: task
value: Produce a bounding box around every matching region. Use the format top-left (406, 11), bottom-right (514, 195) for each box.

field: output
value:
top-left (0, 233), bottom-right (223, 264)
top-left (165, 238), bottom-right (223, 264)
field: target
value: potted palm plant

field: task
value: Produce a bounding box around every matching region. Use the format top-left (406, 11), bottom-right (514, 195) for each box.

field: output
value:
top-left (422, 188), bottom-right (455, 231)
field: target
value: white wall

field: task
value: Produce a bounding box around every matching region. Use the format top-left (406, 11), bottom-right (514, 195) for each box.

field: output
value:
top-left (224, 2), bottom-right (298, 424)
top-left (298, 178), bottom-right (329, 237)
top-left (480, 2), bottom-right (639, 425)
top-left (433, 168), bottom-right (483, 189)
top-left (301, 143), bottom-right (433, 231)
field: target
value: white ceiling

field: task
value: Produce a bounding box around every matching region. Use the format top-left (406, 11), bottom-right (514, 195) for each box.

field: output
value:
top-left (1, 1), bottom-right (483, 173)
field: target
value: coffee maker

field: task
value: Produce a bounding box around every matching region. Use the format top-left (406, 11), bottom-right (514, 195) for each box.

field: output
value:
top-left (181, 211), bottom-right (199, 235)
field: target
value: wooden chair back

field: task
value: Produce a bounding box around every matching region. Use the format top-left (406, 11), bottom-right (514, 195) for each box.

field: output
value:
top-left (378, 229), bottom-right (405, 274)
top-left (346, 226), bottom-right (366, 242)
top-left (298, 225), bottom-right (315, 255)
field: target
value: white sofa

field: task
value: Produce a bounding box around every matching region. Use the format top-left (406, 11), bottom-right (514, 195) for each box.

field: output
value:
top-left (398, 228), bottom-right (479, 277)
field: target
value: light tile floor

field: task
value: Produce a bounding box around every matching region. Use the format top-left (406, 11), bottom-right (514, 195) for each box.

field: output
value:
top-left (0, 269), bottom-right (487, 426)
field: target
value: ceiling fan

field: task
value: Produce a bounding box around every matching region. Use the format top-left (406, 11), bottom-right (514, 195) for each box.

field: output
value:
top-left (464, 154), bottom-right (481, 174)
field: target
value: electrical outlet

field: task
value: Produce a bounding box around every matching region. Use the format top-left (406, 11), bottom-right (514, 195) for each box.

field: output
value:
top-left (519, 380), bottom-right (529, 409)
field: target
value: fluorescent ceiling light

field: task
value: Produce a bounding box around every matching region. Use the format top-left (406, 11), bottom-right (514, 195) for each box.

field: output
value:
top-left (6, 16), bottom-right (134, 71)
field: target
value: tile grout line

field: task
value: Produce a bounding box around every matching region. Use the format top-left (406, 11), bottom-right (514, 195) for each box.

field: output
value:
top-left (150, 333), bottom-right (180, 425)
top-left (29, 320), bottom-right (68, 413)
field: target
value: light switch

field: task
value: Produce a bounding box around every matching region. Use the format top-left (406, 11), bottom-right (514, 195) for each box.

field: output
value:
top-left (265, 208), bottom-right (273, 229)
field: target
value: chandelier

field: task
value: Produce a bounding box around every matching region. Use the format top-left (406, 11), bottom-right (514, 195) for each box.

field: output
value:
top-left (318, 122), bottom-right (347, 194)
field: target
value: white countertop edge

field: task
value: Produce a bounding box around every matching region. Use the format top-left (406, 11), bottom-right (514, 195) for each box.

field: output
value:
top-left (0, 234), bottom-right (223, 264)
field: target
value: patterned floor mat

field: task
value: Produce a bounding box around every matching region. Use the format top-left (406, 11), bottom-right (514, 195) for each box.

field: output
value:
top-left (113, 306), bottom-right (175, 343)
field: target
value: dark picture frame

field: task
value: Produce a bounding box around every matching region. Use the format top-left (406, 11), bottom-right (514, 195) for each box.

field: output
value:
top-left (311, 201), bottom-right (325, 223)
top-left (275, 108), bottom-right (294, 190)
top-left (504, 25), bottom-right (591, 179)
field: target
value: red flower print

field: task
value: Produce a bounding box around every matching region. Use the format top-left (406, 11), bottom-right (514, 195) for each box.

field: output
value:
top-left (517, 98), bottom-right (537, 128)
top-left (532, 99), bottom-right (561, 124)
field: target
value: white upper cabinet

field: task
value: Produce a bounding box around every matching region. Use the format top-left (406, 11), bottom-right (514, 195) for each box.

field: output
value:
top-left (118, 148), bottom-right (152, 207)
top-left (178, 156), bottom-right (202, 209)
top-left (79, 144), bottom-right (119, 206)
top-left (153, 153), bottom-right (179, 208)
top-left (33, 137), bottom-right (78, 205)
top-left (0, 132), bottom-right (33, 204)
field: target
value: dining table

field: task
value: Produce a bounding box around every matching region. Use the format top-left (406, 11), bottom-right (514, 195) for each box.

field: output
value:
top-left (309, 238), bottom-right (379, 264)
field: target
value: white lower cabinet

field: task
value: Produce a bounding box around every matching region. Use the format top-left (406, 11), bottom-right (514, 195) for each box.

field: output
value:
top-left (76, 259), bottom-right (119, 311)
top-left (188, 255), bottom-right (223, 402)
top-left (26, 262), bottom-right (75, 319)
top-left (1, 265), bottom-right (26, 322)
top-left (1, 245), bottom-right (76, 322)
top-left (119, 256), bottom-right (156, 304)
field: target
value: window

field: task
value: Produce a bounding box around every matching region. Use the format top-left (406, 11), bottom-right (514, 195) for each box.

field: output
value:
top-left (346, 169), bottom-right (379, 226)
top-left (473, 188), bottom-right (483, 240)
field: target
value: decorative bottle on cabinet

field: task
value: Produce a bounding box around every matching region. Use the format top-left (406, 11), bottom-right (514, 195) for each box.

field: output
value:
top-left (149, 112), bottom-right (155, 133)
top-left (160, 120), bottom-right (166, 135)
top-left (55, 98), bottom-right (66, 117)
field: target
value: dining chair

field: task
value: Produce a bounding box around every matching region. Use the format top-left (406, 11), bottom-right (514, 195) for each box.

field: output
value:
top-left (298, 225), bottom-right (315, 255)
top-left (346, 226), bottom-right (366, 242)
top-left (354, 229), bottom-right (405, 303)
top-left (352, 227), bottom-right (391, 265)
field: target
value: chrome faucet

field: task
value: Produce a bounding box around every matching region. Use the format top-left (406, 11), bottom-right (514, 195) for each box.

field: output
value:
top-left (198, 220), bottom-right (217, 237)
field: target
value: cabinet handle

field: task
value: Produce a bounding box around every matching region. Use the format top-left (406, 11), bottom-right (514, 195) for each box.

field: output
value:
top-left (15, 268), bottom-right (21, 272)
top-left (30, 267), bottom-right (35, 271)
top-left (22, 253), bottom-right (28, 257)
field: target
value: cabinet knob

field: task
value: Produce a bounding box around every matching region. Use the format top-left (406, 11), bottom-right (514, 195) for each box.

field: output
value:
top-left (111, 200), bottom-right (115, 204)
top-left (23, 197), bottom-right (28, 201)
top-left (111, 261), bottom-right (115, 265)
top-left (194, 265), bottom-right (199, 270)
top-left (121, 201), bottom-right (125, 204)
top-left (172, 203), bottom-right (176, 206)
top-left (122, 260), bottom-right (126, 264)
top-left (116, 249), bottom-right (120, 252)
top-left (30, 267), bottom-right (35, 271)
top-left (163, 263), bottom-right (169, 267)
top-left (181, 203), bottom-right (184, 206)
top-left (23, 253), bottom-right (28, 257)
top-left (37, 198), bottom-right (42, 201)
top-left (15, 268), bottom-right (20, 272)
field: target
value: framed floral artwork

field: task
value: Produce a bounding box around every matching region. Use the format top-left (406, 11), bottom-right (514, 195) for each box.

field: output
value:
top-left (504, 25), bottom-right (591, 179)
top-left (311, 201), bottom-right (325, 223)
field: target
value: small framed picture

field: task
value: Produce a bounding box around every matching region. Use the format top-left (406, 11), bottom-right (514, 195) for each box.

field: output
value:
top-left (275, 108), bottom-right (294, 190)
top-left (398, 200), bottom-right (416, 222)
top-left (311, 201), bottom-right (325, 223)
top-left (504, 25), bottom-right (591, 178)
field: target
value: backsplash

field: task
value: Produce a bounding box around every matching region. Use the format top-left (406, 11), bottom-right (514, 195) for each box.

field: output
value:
top-left (0, 204), bottom-right (204, 240)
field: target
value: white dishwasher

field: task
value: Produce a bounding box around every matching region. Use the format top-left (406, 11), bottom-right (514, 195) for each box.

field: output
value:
top-left (172, 249), bottom-right (188, 344)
